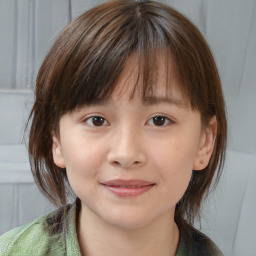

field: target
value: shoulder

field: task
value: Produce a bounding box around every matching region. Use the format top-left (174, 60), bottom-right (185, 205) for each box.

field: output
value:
top-left (0, 216), bottom-right (53, 255)
top-left (190, 227), bottom-right (223, 256)
top-left (0, 205), bottom-right (70, 256)
top-left (177, 226), bottom-right (223, 256)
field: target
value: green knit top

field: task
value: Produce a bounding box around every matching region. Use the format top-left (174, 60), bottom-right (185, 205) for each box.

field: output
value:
top-left (0, 200), bottom-right (223, 256)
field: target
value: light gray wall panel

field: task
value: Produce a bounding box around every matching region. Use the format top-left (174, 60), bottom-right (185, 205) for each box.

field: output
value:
top-left (0, 91), bottom-right (33, 144)
top-left (230, 8), bottom-right (256, 154)
top-left (0, 0), bottom-right (17, 89)
top-left (160, 0), bottom-right (208, 33)
top-left (34, 0), bottom-right (71, 82)
top-left (0, 184), bottom-right (15, 234)
top-left (17, 184), bottom-right (54, 225)
top-left (71, 0), bottom-right (108, 19)
top-left (0, 0), bottom-right (70, 89)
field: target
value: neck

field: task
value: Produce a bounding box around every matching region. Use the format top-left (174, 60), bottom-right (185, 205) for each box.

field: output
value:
top-left (77, 204), bottom-right (179, 256)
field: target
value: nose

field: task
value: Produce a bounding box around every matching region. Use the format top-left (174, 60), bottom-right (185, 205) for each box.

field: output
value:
top-left (107, 127), bottom-right (147, 168)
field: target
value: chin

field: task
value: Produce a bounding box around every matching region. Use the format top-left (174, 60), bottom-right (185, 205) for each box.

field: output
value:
top-left (99, 209), bottom-right (153, 230)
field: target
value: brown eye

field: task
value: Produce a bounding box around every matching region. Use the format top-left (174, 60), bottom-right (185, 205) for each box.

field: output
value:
top-left (86, 116), bottom-right (108, 126)
top-left (148, 116), bottom-right (172, 126)
top-left (153, 116), bottom-right (166, 126)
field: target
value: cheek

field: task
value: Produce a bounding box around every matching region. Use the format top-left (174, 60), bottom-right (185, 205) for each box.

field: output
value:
top-left (63, 145), bottom-right (103, 201)
top-left (160, 148), bottom-right (193, 190)
top-left (149, 132), bottom-right (200, 199)
top-left (156, 148), bottom-right (193, 205)
top-left (62, 138), bottom-right (106, 181)
top-left (154, 139), bottom-right (198, 173)
top-left (173, 127), bottom-right (202, 166)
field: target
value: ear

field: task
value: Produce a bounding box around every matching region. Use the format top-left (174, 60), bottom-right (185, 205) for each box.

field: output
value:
top-left (193, 116), bottom-right (217, 171)
top-left (52, 134), bottom-right (66, 168)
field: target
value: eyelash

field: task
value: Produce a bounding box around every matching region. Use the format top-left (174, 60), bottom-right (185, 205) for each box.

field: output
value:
top-left (84, 115), bottom-right (174, 127)
top-left (84, 116), bottom-right (109, 127)
top-left (147, 116), bottom-right (173, 127)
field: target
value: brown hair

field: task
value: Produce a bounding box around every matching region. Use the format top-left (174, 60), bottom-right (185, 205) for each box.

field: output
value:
top-left (28, 0), bottom-right (227, 230)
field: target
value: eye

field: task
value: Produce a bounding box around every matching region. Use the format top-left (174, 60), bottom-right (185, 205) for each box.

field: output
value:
top-left (85, 116), bottom-right (109, 127)
top-left (147, 116), bottom-right (173, 127)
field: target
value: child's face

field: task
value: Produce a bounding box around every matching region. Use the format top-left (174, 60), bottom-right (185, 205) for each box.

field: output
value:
top-left (52, 58), bottom-right (215, 229)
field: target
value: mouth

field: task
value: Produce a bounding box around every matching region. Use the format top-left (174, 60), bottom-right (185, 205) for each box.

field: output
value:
top-left (100, 179), bottom-right (155, 197)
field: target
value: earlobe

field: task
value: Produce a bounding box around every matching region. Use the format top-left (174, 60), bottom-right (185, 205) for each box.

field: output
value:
top-left (193, 116), bottom-right (217, 171)
top-left (52, 134), bottom-right (66, 168)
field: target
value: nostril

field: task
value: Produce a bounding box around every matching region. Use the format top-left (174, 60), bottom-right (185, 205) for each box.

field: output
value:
top-left (110, 159), bottom-right (142, 168)
top-left (107, 150), bottom-right (147, 168)
top-left (112, 161), bottom-right (120, 166)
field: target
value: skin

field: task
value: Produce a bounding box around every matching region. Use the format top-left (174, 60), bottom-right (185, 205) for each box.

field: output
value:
top-left (52, 58), bottom-right (216, 256)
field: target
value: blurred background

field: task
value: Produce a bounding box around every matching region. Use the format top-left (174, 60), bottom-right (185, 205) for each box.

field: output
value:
top-left (0, 0), bottom-right (255, 255)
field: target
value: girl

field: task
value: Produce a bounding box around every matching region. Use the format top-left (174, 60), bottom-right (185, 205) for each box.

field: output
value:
top-left (0, 0), bottom-right (227, 255)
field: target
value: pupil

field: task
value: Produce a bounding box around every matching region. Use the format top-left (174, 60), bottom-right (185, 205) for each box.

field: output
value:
top-left (153, 116), bottom-right (165, 126)
top-left (93, 117), bottom-right (104, 126)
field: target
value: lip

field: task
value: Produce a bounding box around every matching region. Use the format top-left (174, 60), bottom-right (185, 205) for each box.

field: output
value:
top-left (100, 179), bottom-right (155, 198)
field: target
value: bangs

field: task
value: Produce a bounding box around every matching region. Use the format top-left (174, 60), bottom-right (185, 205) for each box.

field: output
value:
top-left (46, 1), bottom-right (188, 115)
top-left (70, 50), bottom-right (181, 109)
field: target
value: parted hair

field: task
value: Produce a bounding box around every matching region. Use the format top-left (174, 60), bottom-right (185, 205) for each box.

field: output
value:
top-left (28, 0), bottom-right (227, 230)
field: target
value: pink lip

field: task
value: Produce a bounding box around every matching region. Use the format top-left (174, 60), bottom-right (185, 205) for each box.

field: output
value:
top-left (100, 179), bottom-right (155, 198)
